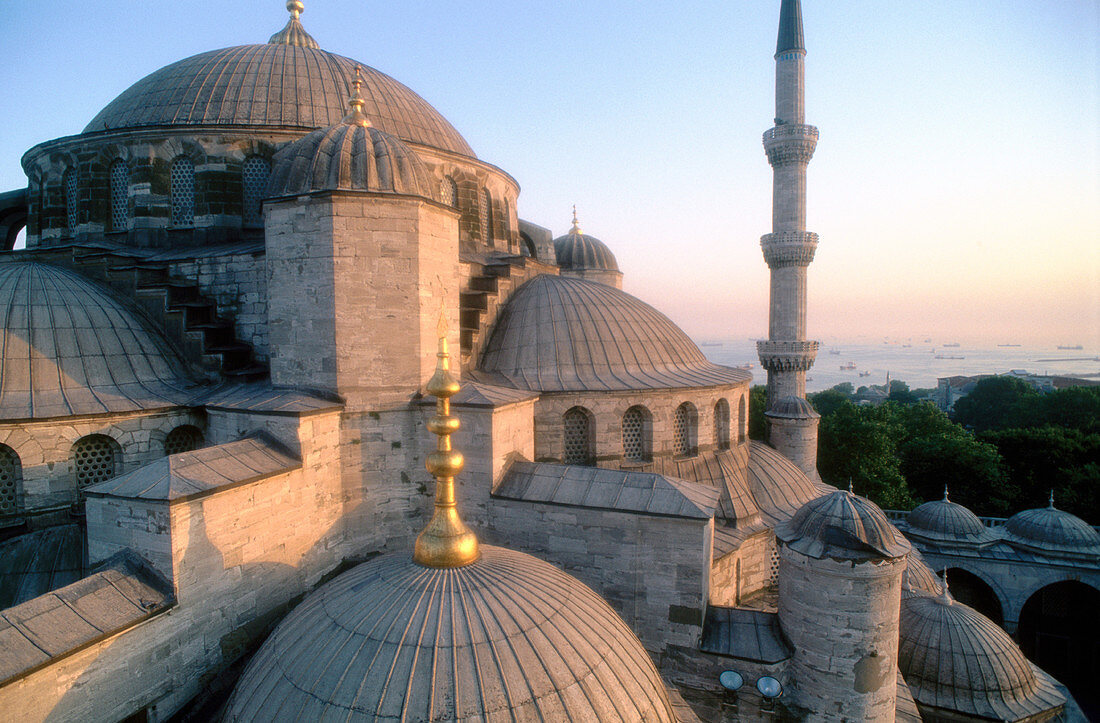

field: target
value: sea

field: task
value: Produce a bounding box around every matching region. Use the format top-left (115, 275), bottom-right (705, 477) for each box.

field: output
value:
top-left (696, 338), bottom-right (1100, 393)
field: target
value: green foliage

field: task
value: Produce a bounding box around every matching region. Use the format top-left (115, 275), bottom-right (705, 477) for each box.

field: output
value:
top-left (818, 403), bottom-right (916, 510)
top-left (809, 389), bottom-right (850, 417)
top-left (1029, 386), bottom-right (1100, 433)
top-left (830, 382), bottom-right (855, 396)
top-left (748, 385), bottom-right (767, 441)
top-left (951, 376), bottom-right (1038, 431)
top-left (887, 379), bottom-right (919, 405)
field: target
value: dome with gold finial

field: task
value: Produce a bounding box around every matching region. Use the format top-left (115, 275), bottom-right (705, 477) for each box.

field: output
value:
top-left (225, 315), bottom-right (676, 722)
top-left (553, 206), bottom-right (621, 274)
top-left (1003, 491), bottom-right (1100, 555)
top-left (906, 486), bottom-right (993, 545)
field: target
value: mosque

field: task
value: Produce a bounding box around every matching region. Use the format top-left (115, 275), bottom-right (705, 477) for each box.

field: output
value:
top-left (0, 1), bottom-right (1095, 721)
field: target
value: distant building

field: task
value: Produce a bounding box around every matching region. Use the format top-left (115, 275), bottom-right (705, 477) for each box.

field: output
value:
top-left (936, 370), bottom-right (1099, 412)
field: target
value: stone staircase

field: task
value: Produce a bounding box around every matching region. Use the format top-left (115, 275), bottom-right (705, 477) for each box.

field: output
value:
top-left (38, 245), bottom-right (268, 382)
top-left (459, 254), bottom-right (556, 370)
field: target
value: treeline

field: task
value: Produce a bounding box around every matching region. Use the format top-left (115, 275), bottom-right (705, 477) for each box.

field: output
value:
top-left (748, 378), bottom-right (1100, 523)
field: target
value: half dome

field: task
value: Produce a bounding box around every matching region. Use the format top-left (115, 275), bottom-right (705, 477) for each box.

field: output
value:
top-left (477, 275), bottom-right (749, 391)
top-left (83, 44), bottom-right (474, 157)
top-left (775, 489), bottom-right (911, 561)
top-left (1004, 499), bottom-right (1100, 555)
top-left (899, 593), bottom-right (1065, 720)
top-left (906, 493), bottom-right (992, 544)
top-left (226, 545), bottom-right (675, 721)
top-left (0, 263), bottom-right (196, 420)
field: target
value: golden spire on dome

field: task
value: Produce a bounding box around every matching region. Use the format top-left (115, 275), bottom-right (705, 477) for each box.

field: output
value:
top-left (414, 309), bottom-right (479, 568)
top-left (342, 66), bottom-right (372, 127)
top-left (269, 1), bottom-right (320, 49)
top-left (570, 205), bottom-right (583, 235)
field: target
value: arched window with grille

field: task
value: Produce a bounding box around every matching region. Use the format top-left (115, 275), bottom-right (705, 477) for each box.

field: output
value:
top-left (738, 395), bottom-right (747, 443)
top-left (0, 444), bottom-right (23, 518)
top-left (242, 156), bottom-right (269, 227)
top-left (109, 160), bottom-right (130, 232)
top-left (64, 168), bottom-right (78, 232)
top-left (170, 156), bottom-right (195, 227)
top-left (164, 425), bottom-right (204, 456)
top-left (674, 402), bottom-right (698, 457)
top-left (480, 188), bottom-right (494, 247)
top-left (714, 398), bottom-right (731, 450)
top-left (72, 434), bottom-right (120, 495)
top-left (562, 407), bottom-right (594, 466)
top-left (441, 176), bottom-right (458, 208)
top-left (503, 198), bottom-right (512, 250)
top-left (622, 406), bottom-right (652, 464)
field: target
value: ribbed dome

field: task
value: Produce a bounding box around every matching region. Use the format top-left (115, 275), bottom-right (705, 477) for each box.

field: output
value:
top-left (266, 121), bottom-right (436, 198)
top-left (765, 395), bottom-right (820, 419)
top-left (226, 546), bottom-right (675, 721)
top-left (553, 231), bottom-right (619, 272)
top-left (477, 275), bottom-right (749, 392)
top-left (907, 493), bottom-right (991, 544)
top-left (902, 548), bottom-right (944, 598)
top-left (747, 441), bottom-right (832, 523)
top-left (0, 263), bottom-right (196, 420)
top-left (899, 593), bottom-right (1065, 720)
top-left (775, 489), bottom-right (911, 561)
top-left (82, 44), bottom-right (474, 157)
top-left (1004, 500), bottom-right (1100, 555)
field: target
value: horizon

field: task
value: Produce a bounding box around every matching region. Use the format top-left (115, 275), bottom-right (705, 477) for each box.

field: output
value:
top-left (3, 1), bottom-right (1097, 348)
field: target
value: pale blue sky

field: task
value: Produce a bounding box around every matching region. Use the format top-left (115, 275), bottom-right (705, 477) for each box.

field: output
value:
top-left (4, 1), bottom-right (1098, 346)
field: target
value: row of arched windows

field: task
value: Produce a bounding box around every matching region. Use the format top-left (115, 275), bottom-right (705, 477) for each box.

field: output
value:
top-left (0, 425), bottom-right (205, 516)
top-left (54, 156), bottom-right (270, 234)
top-left (561, 397), bottom-right (747, 467)
top-left (439, 175), bottom-right (511, 250)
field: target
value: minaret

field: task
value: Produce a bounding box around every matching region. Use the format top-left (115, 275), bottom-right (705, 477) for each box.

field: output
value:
top-left (758, 0), bottom-right (821, 478)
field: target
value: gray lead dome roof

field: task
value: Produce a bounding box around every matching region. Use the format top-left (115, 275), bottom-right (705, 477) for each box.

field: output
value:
top-left (83, 44), bottom-right (475, 158)
top-left (226, 545), bottom-right (675, 721)
top-left (477, 275), bottom-right (749, 392)
top-left (907, 496), bottom-right (992, 544)
top-left (1004, 503), bottom-right (1100, 555)
top-left (775, 489), bottom-right (911, 560)
top-left (553, 231), bottom-right (620, 272)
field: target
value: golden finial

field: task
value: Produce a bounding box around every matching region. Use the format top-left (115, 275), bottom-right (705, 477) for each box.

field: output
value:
top-left (269, 0), bottom-right (319, 48)
top-left (414, 308), bottom-right (478, 568)
top-left (943, 485), bottom-right (949, 502)
top-left (570, 205), bottom-right (583, 235)
top-left (287, 0), bottom-right (304, 19)
top-left (342, 65), bottom-right (371, 127)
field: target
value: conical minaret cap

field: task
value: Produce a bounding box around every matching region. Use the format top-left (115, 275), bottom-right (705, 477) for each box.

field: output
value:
top-left (776, 0), bottom-right (806, 54)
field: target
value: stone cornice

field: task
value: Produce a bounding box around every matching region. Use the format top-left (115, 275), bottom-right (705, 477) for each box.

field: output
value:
top-left (763, 124), bottom-right (818, 167)
top-left (757, 339), bottom-right (819, 372)
top-left (761, 231), bottom-right (819, 268)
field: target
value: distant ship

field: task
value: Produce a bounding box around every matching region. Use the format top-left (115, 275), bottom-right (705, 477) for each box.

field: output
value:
top-left (737, 363), bottom-right (754, 370)
top-left (858, 371), bottom-right (872, 377)
top-left (829, 349), bottom-right (841, 355)
top-left (1058, 345), bottom-right (1083, 350)
top-left (942, 342), bottom-right (961, 348)
top-left (935, 354), bottom-right (965, 360)
top-left (923, 338), bottom-right (932, 343)
top-left (998, 344), bottom-right (1021, 347)
top-left (901, 344), bottom-right (912, 348)
top-left (841, 362), bottom-right (857, 370)
top-left (700, 342), bottom-right (722, 347)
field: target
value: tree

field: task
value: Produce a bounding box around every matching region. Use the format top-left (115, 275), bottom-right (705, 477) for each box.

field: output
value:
top-left (830, 382), bottom-right (855, 396)
top-left (888, 379), bottom-right (919, 405)
top-left (1029, 386), bottom-right (1100, 433)
top-left (748, 385), bottom-right (767, 441)
top-left (809, 389), bottom-right (850, 417)
top-left (899, 433), bottom-right (1010, 515)
top-left (817, 404), bottom-right (915, 510)
top-left (951, 376), bottom-right (1038, 431)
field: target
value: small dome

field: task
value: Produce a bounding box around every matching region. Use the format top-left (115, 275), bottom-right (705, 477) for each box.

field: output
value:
top-left (775, 489), bottom-right (911, 560)
top-left (0, 263), bottom-right (196, 420)
top-left (765, 395), bottom-right (820, 419)
top-left (1004, 496), bottom-right (1100, 555)
top-left (552, 208), bottom-right (619, 272)
top-left (226, 546), bottom-right (675, 721)
top-left (899, 593), bottom-right (1066, 720)
top-left (907, 490), bottom-right (991, 544)
top-left (477, 275), bottom-right (749, 392)
top-left (901, 548), bottom-right (944, 598)
top-left (266, 121), bottom-right (435, 198)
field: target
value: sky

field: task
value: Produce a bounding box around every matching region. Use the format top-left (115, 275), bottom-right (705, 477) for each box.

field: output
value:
top-left (3, 0), bottom-right (1098, 348)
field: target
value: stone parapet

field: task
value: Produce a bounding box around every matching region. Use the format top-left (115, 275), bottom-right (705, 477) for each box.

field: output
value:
top-left (763, 124), bottom-right (818, 166)
top-left (757, 339), bottom-right (819, 372)
top-left (761, 231), bottom-right (818, 268)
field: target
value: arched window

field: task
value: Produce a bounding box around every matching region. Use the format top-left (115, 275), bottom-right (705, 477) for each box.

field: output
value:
top-left (64, 168), bottom-right (78, 232)
top-left (480, 188), bottom-right (494, 247)
top-left (109, 160), bottom-right (130, 232)
top-left (441, 176), bottom-right (458, 208)
top-left (241, 156), bottom-right (269, 227)
top-left (562, 407), bottom-right (594, 466)
top-left (674, 402), bottom-right (698, 457)
top-left (170, 156), bottom-right (195, 227)
top-left (72, 434), bottom-right (120, 493)
top-left (738, 395), bottom-right (747, 443)
top-left (622, 406), bottom-right (652, 463)
top-left (0, 444), bottom-right (23, 517)
top-left (714, 399), bottom-right (731, 450)
top-left (503, 198), bottom-right (512, 248)
top-left (164, 425), bottom-right (204, 456)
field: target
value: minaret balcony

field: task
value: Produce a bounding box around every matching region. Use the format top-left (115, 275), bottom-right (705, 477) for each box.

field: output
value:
top-left (761, 231), bottom-right (819, 268)
top-left (757, 339), bottom-right (819, 372)
top-left (763, 124), bottom-right (818, 166)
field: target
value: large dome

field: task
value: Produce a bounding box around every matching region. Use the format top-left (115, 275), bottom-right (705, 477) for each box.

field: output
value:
top-left (83, 41), bottom-right (474, 157)
top-left (226, 545), bottom-right (675, 721)
top-left (477, 274), bottom-right (749, 391)
top-left (0, 263), bottom-right (196, 420)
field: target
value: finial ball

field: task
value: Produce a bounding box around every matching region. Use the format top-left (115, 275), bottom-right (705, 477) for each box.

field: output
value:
top-left (287, 1), bottom-right (305, 17)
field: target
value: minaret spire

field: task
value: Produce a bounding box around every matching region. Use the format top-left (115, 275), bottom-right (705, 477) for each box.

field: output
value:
top-left (759, 0), bottom-right (821, 480)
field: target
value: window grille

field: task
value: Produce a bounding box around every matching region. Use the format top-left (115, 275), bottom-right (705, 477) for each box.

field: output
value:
top-left (170, 157), bottom-right (195, 227)
top-left (64, 169), bottom-right (78, 231)
top-left (165, 425), bottom-right (204, 456)
top-left (714, 399), bottom-right (731, 450)
top-left (0, 445), bottom-right (22, 516)
top-left (441, 176), bottom-right (458, 208)
top-left (674, 403), bottom-right (696, 457)
top-left (242, 156), bottom-right (269, 226)
top-left (110, 161), bottom-right (129, 232)
top-left (73, 435), bottom-right (119, 490)
top-left (563, 408), bottom-right (592, 465)
top-left (622, 406), bottom-right (649, 463)
top-left (480, 189), bottom-right (493, 246)
top-left (738, 395), bottom-right (747, 443)
top-left (769, 545), bottom-right (781, 584)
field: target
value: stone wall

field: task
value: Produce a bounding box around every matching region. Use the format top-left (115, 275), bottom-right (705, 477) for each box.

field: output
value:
top-left (166, 252), bottom-right (267, 362)
top-left (710, 529), bottom-right (774, 606)
top-left (663, 643), bottom-right (788, 723)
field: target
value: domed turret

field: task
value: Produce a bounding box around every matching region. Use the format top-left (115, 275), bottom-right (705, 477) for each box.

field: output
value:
top-left (906, 487), bottom-right (993, 545)
top-left (899, 588), bottom-right (1066, 720)
top-left (1003, 491), bottom-right (1100, 555)
top-left (551, 208), bottom-right (623, 288)
top-left (775, 488), bottom-right (911, 561)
